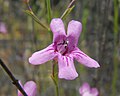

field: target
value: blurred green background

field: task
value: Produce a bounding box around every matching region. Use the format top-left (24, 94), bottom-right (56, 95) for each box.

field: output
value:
top-left (0, 0), bottom-right (120, 96)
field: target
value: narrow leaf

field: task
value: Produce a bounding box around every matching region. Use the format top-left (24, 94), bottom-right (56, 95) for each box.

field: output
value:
top-left (24, 10), bottom-right (50, 30)
top-left (61, 5), bottom-right (75, 20)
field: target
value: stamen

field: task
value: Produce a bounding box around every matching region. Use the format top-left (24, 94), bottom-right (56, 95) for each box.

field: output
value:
top-left (56, 39), bottom-right (69, 55)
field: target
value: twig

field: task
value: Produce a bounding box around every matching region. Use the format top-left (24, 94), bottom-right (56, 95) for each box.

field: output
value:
top-left (60, 0), bottom-right (75, 19)
top-left (51, 60), bottom-right (59, 96)
top-left (0, 59), bottom-right (28, 96)
top-left (67, 0), bottom-right (75, 8)
top-left (24, 1), bottom-right (50, 30)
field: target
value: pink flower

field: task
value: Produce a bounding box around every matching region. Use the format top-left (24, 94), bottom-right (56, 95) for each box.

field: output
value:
top-left (79, 82), bottom-right (99, 96)
top-left (29, 18), bottom-right (100, 80)
top-left (0, 22), bottom-right (7, 34)
top-left (18, 81), bottom-right (37, 96)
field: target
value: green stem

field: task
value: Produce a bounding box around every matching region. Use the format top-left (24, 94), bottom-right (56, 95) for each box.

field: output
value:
top-left (56, 84), bottom-right (59, 96)
top-left (24, 10), bottom-right (50, 31)
top-left (46, 0), bottom-right (53, 40)
top-left (51, 60), bottom-right (59, 96)
top-left (45, 0), bottom-right (58, 95)
top-left (111, 0), bottom-right (119, 96)
top-left (24, 2), bottom-right (50, 30)
top-left (60, 0), bottom-right (75, 20)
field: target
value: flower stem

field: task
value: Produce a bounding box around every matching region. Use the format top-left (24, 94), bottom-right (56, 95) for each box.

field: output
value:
top-left (56, 84), bottom-right (59, 96)
top-left (60, 0), bottom-right (75, 20)
top-left (24, 1), bottom-right (50, 31)
top-left (46, 0), bottom-right (53, 40)
top-left (46, 0), bottom-right (52, 24)
top-left (0, 59), bottom-right (28, 96)
top-left (51, 60), bottom-right (59, 96)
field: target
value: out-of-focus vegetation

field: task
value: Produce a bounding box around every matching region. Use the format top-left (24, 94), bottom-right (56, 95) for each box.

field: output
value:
top-left (0, 0), bottom-right (120, 96)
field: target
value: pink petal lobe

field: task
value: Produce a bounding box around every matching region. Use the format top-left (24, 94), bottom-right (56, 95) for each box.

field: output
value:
top-left (23, 81), bottom-right (37, 96)
top-left (29, 44), bottom-right (57, 65)
top-left (58, 53), bottom-right (78, 80)
top-left (67, 20), bottom-right (82, 46)
top-left (50, 18), bottom-right (66, 42)
top-left (18, 81), bottom-right (37, 96)
top-left (82, 92), bottom-right (93, 96)
top-left (90, 88), bottom-right (99, 96)
top-left (72, 48), bottom-right (100, 68)
top-left (79, 82), bottom-right (90, 94)
top-left (0, 22), bottom-right (7, 34)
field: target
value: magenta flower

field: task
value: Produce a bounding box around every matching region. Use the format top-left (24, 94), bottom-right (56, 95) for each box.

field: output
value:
top-left (18, 81), bottom-right (37, 96)
top-left (29, 18), bottom-right (100, 80)
top-left (0, 22), bottom-right (7, 34)
top-left (79, 82), bottom-right (99, 96)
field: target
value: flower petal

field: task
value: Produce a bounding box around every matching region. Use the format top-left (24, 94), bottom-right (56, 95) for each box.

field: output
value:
top-left (29, 44), bottom-right (57, 65)
top-left (72, 48), bottom-right (100, 68)
top-left (79, 82), bottom-right (90, 94)
top-left (58, 53), bottom-right (78, 80)
top-left (90, 88), bottom-right (99, 96)
top-left (67, 20), bottom-right (82, 46)
top-left (82, 92), bottom-right (93, 96)
top-left (18, 81), bottom-right (37, 96)
top-left (50, 18), bottom-right (66, 42)
top-left (0, 22), bottom-right (7, 34)
top-left (23, 81), bottom-right (37, 96)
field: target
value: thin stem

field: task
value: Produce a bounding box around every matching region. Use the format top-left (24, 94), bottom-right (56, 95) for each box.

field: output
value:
top-left (0, 59), bottom-right (28, 96)
top-left (46, 0), bottom-right (53, 41)
top-left (67, 0), bottom-right (75, 8)
top-left (51, 60), bottom-right (59, 96)
top-left (24, 1), bottom-right (50, 30)
top-left (26, 3), bottom-right (32, 12)
top-left (52, 61), bottom-right (55, 77)
top-left (56, 84), bottom-right (59, 96)
top-left (60, 0), bottom-right (75, 19)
